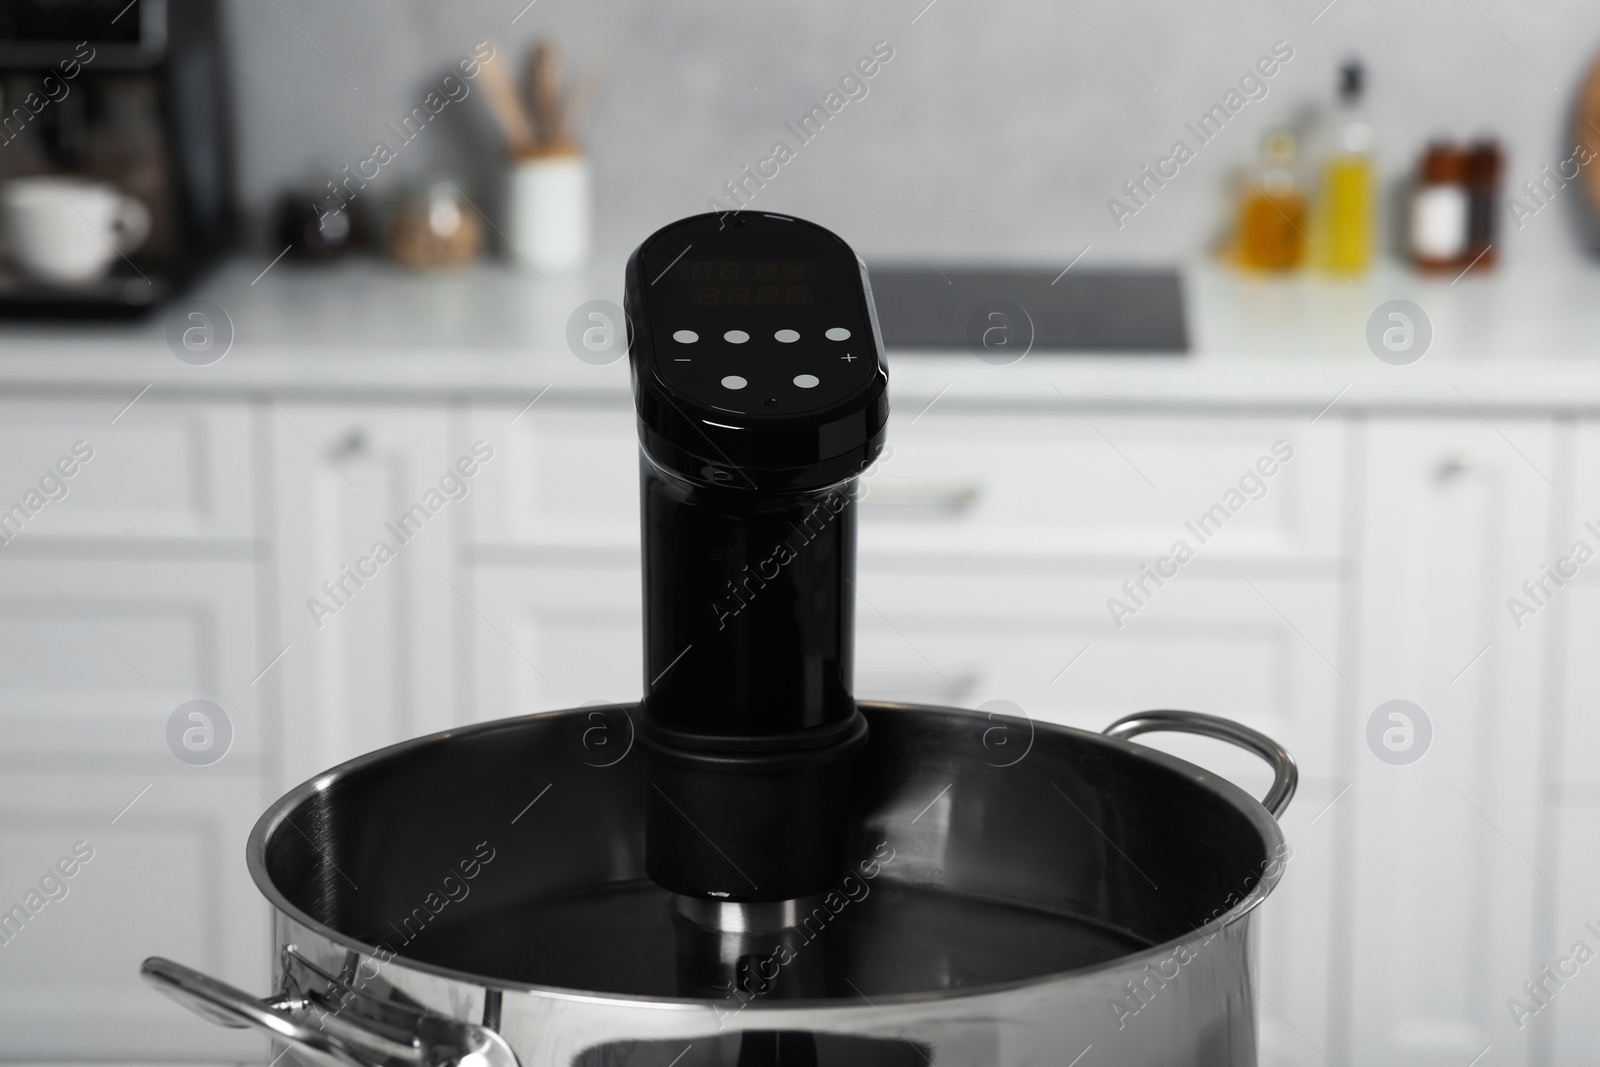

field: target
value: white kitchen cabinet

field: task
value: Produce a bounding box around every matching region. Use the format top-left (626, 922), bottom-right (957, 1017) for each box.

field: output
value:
top-left (268, 402), bottom-right (459, 787)
top-left (853, 568), bottom-right (1343, 785)
top-left (1257, 775), bottom-right (1342, 1067)
top-left (0, 551), bottom-right (268, 1060)
top-left (0, 396), bottom-right (254, 544)
top-left (1556, 422), bottom-right (1600, 790)
top-left (1347, 417), bottom-right (1555, 1067)
top-left (464, 398), bottom-right (1349, 567)
top-left (0, 557), bottom-right (265, 763)
top-left (1554, 583), bottom-right (1600, 791)
top-left (466, 562), bottom-right (643, 720)
top-left (0, 772), bottom-right (271, 1061)
top-left (862, 404), bottom-right (1347, 566)
top-left (467, 397), bottom-right (638, 558)
top-left (1537, 420), bottom-right (1600, 1067)
top-left (0, 374), bottom-right (1575, 1067)
top-left (1546, 805), bottom-right (1600, 1065)
top-left (460, 397), bottom-right (640, 723)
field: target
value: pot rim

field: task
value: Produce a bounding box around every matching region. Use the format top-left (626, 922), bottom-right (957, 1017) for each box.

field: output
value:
top-left (247, 701), bottom-right (1287, 1011)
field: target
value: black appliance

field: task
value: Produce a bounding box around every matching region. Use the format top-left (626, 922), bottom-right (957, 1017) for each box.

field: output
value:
top-left (624, 211), bottom-right (889, 905)
top-left (0, 0), bottom-right (234, 316)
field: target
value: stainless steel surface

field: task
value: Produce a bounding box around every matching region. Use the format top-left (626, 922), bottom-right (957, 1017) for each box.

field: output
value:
top-left (147, 702), bottom-right (1294, 1066)
top-left (141, 952), bottom-right (520, 1067)
top-left (671, 895), bottom-right (813, 934)
top-left (1103, 708), bottom-right (1299, 818)
top-left (668, 893), bottom-right (836, 1003)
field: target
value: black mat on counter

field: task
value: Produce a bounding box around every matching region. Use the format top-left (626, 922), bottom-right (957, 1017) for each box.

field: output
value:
top-left (867, 266), bottom-right (1187, 354)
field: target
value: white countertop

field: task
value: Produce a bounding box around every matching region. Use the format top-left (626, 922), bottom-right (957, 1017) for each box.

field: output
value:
top-left (1, 255), bottom-right (1597, 413)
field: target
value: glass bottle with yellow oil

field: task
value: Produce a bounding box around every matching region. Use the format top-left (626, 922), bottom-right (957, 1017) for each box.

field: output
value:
top-left (1314, 61), bottom-right (1375, 274)
top-left (1236, 128), bottom-right (1307, 271)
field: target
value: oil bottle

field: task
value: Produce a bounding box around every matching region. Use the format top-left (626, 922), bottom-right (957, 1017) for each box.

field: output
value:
top-left (1236, 128), bottom-right (1307, 271)
top-left (1315, 61), bottom-right (1375, 274)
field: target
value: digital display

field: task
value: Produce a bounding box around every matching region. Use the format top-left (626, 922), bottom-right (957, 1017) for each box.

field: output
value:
top-left (639, 214), bottom-right (880, 421)
top-left (681, 260), bottom-right (816, 305)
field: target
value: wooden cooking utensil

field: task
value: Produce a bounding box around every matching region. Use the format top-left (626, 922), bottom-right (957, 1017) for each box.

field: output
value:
top-left (528, 39), bottom-right (570, 151)
top-left (478, 45), bottom-right (537, 156)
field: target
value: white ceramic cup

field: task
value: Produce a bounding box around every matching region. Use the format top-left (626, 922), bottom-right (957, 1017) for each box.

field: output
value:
top-left (506, 152), bottom-right (591, 276)
top-left (1, 176), bottom-right (152, 285)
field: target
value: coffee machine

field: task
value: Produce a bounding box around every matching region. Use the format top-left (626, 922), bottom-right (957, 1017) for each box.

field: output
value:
top-left (0, 0), bottom-right (234, 315)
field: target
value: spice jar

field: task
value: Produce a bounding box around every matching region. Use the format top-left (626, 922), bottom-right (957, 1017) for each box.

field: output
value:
top-left (1409, 142), bottom-right (1470, 273)
top-left (1463, 139), bottom-right (1504, 272)
top-left (387, 182), bottom-right (485, 270)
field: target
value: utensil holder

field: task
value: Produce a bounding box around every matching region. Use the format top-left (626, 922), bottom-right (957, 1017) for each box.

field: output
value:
top-left (506, 150), bottom-right (591, 275)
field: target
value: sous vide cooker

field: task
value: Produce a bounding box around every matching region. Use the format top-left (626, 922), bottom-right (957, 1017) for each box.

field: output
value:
top-left (143, 213), bottom-right (1298, 1067)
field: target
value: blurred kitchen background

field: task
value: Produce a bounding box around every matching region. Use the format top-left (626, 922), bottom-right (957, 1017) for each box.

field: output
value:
top-left (3, 0), bottom-right (1600, 1065)
top-left (216, 0), bottom-right (1600, 265)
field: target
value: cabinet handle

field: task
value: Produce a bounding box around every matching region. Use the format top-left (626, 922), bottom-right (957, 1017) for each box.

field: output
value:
top-left (333, 427), bottom-right (371, 458)
top-left (861, 483), bottom-right (982, 515)
top-left (1104, 709), bottom-right (1298, 819)
top-left (140, 956), bottom-right (517, 1067)
top-left (1435, 450), bottom-right (1476, 481)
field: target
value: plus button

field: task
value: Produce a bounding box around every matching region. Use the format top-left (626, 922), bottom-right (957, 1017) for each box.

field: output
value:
top-left (841, 353), bottom-right (857, 362)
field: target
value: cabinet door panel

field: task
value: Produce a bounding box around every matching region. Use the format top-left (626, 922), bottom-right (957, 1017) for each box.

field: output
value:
top-left (1557, 585), bottom-right (1600, 789)
top-left (0, 773), bottom-right (270, 1060)
top-left (468, 400), bottom-right (638, 553)
top-left (1349, 418), bottom-right (1553, 1067)
top-left (468, 564), bottom-right (642, 721)
top-left (854, 569), bottom-right (1342, 786)
top-left (0, 558), bottom-right (262, 765)
top-left (271, 404), bottom-right (456, 787)
top-left (0, 398), bottom-right (253, 542)
top-left (1255, 776), bottom-right (1342, 1067)
top-left (861, 406), bottom-right (1346, 563)
top-left (1557, 422), bottom-right (1600, 789)
top-left (1548, 806), bottom-right (1600, 1064)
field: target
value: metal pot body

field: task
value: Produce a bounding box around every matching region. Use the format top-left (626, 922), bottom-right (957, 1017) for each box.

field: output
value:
top-left (144, 702), bottom-right (1294, 1067)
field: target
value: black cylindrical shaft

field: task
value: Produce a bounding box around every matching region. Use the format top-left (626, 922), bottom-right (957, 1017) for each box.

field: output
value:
top-left (638, 458), bottom-right (869, 900)
top-left (641, 459), bottom-right (857, 737)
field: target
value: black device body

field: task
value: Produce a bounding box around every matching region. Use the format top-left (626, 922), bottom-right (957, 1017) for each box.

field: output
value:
top-left (625, 212), bottom-right (888, 902)
top-left (0, 0), bottom-right (235, 316)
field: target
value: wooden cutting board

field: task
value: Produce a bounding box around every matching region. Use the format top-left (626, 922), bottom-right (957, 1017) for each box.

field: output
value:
top-left (1578, 48), bottom-right (1600, 218)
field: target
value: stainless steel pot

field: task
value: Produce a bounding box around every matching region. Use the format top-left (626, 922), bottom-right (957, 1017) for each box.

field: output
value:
top-left (143, 702), bottom-right (1295, 1067)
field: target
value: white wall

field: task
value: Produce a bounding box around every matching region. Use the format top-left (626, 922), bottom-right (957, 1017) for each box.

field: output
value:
top-left (224, 0), bottom-right (1600, 267)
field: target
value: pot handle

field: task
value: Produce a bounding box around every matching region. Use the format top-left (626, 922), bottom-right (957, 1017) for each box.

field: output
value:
top-left (141, 956), bottom-right (519, 1067)
top-left (1103, 710), bottom-right (1297, 819)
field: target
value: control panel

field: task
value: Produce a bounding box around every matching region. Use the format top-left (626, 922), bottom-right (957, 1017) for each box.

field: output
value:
top-left (631, 213), bottom-right (882, 419)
